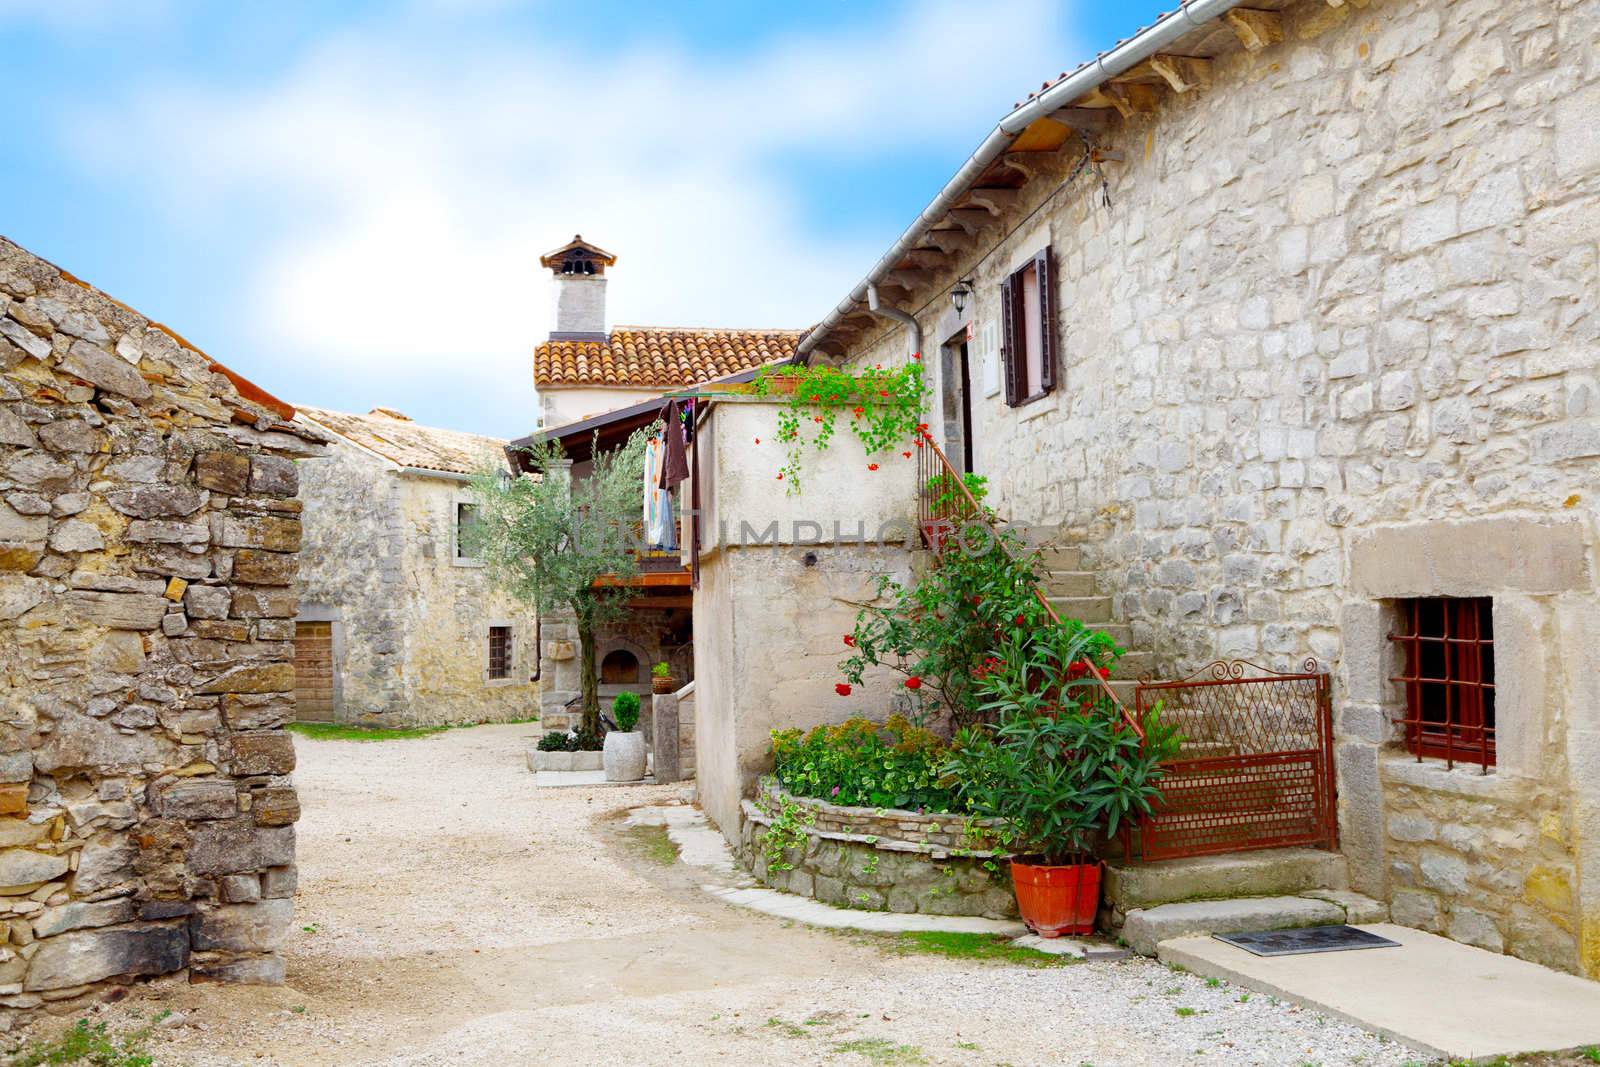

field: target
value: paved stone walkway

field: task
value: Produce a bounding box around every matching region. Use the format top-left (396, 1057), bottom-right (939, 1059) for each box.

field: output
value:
top-left (0, 724), bottom-right (1449, 1065)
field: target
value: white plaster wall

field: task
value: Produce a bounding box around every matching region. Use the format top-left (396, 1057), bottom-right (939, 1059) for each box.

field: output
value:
top-left (540, 385), bottom-right (663, 430)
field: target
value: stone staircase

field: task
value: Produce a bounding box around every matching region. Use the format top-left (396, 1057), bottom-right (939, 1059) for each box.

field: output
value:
top-left (1102, 848), bottom-right (1388, 956)
top-left (1036, 544), bottom-right (1151, 705)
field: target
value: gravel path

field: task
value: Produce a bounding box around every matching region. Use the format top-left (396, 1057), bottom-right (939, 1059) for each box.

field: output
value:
top-left (4, 724), bottom-right (1436, 1066)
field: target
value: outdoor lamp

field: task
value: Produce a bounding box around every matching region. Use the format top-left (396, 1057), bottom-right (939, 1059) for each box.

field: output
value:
top-left (951, 278), bottom-right (974, 316)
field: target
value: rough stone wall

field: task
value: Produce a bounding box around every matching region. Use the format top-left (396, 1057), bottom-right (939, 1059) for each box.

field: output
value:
top-left (0, 235), bottom-right (319, 1016)
top-left (297, 435), bottom-right (539, 726)
top-left (832, 0), bottom-right (1600, 975)
top-left (738, 789), bottom-right (1015, 918)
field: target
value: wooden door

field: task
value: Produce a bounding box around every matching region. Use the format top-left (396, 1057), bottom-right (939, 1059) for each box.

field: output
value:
top-left (293, 621), bottom-right (335, 722)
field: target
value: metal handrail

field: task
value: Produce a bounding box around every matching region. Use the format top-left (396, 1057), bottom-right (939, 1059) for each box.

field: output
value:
top-left (914, 431), bottom-right (1142, 738)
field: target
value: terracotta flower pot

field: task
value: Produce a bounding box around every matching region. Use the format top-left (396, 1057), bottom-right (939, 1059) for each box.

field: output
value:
top-left (652, 675), bottom-right (676, 695)
top-left (1010, 858), bottom-right (1101, 938)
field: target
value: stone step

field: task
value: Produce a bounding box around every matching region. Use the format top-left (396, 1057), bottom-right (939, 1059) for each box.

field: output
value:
top-left (1103, 847), bottom-right (1348, 914)
top-left (1124, 895), bottom-right (1342, 956)
top-left (1047, 595), bottom-right (1113, 623)
top-left (1040, 570), bottom-right (1096, 596)
top-left (1099, 623), bottom-right (1133, 646)
top-left (1038, 546), bottom-right (1081, 570)
top-left (1114, 650), bottom-right (1155, 678)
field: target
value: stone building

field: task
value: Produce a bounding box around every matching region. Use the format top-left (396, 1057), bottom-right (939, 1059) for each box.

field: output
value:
top-left (0, 234), bottom-right (322, 1012)
top-left (790, 0), bottom-right (1600, 977)
top-left (293, 406), bottom-right (541, 727)
top-left (517, 237), bottom-right (804, 728)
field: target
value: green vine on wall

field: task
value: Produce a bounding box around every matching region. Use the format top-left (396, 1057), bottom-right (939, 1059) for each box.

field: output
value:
top-left (754, 362), bottom-right (928, 494)
top-left (761, 791), bottom-right (816, 873)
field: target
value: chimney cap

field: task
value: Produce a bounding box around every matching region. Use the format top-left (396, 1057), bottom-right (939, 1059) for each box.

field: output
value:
top-left (539, 235), bottom-right (618, 273)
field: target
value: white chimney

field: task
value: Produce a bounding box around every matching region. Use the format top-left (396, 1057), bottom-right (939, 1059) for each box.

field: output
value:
top-left (539, 235), bottom-right (616, 340)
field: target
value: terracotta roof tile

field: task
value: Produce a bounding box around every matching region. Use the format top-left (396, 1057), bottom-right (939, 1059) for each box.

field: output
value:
top-left (534, 325), bottom-right (804, 388)
top-left (296, 406), bottom-right (506, 476)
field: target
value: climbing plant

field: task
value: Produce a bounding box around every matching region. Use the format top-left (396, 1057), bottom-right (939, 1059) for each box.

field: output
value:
top-left (753, 361), bottom-right (928, 493)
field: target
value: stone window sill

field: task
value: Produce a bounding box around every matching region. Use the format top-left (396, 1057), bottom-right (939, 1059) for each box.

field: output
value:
top-left (451, 557), bottom-right (485, 568)
top-left (1378, 752), bottom-right (1528, 801)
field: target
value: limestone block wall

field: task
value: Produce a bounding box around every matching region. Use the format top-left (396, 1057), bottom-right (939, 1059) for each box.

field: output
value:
top-left (738, 788), bottom-right (1015, 918)
top-left (828, 0), bottom-right (1600, 975)
top-left (0, 235), bottom-right (321, 1017)
top-left (297, 436), bottom-right (539, 726)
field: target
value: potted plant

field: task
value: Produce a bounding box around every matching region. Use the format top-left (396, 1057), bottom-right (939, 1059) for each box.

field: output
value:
top-left (943, 627), bottom-right (1176, 937)
top-left (603, 691), bottom-right (647, 782)
top-left (651, 661), bottom-right (676, 695)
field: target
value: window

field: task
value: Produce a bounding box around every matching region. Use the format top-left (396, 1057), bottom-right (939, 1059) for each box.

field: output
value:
top-left (455, 503), bottom-right (481, 561)
top-left (488, 625), bottom-right (512, 681)
top-left (999, 246), bottom-right (1057, 407)
top-left (1388, 598), bottom-right (1495, 768)
top-left (600, 649), bottom-right (639, 685)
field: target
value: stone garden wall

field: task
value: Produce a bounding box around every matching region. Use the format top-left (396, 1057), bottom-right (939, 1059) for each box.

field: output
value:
top-left (0, 235), bottom-right (322, 1017)
top-left (738, 786), bottom-right (1016, 919)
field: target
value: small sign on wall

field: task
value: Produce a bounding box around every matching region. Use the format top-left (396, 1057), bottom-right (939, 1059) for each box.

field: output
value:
top-left (977, 320), bottom-right (1002, 397)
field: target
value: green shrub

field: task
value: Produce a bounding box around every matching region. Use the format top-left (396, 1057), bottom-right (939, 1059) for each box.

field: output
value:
top-left (771, 715), bottom-right (962, 812)
top-left (651, 661), bottom-right (671, 679)
top-left (612, 691), bottom-right (641, 732)
top-left (536, 728), bottom-right (604, 752)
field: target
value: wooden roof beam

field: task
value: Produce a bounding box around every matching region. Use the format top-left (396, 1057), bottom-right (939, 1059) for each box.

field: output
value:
top-left (1150, 54), bottom-right (1212, 93)
top-left (1225, 8), bottom-right (1284, 51)
top-left (967, 188), bottom-right (1021, 215)
top-left (881, 269), bottom-right (926, 292)
top-left (899, 249), bottom-right (948, 270)
top-left (923, 229), bottom-right (973, 255)
top-left (945, 208), bottom-right (993, 235)
top-left (1047, 107), bottom-right (1113, 133)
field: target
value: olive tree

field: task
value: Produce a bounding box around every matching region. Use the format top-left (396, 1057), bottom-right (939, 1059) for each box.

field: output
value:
top-left (467, 429), bottom-right (650, 736)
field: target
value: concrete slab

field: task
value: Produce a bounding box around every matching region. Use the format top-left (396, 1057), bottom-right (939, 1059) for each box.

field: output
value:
top-left (1158, 923), bottom-right (1600, 1061)
top-left (1011, 933), bottom-right (1088, 958)
top-left (625, 804), bottom-right (750, 883)
top-left (1123, 895), bottom-right (1343, 956)
top-left (705, 885), bottom-right (1028, 937)
top-left (1104, 847), bottom-right (1348, 911)
top-left (532, 770), bottom-right (655, 788)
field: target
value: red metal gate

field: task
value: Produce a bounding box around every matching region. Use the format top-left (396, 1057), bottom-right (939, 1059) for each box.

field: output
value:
top-left (1133, 659), bottom-right (1336, 861)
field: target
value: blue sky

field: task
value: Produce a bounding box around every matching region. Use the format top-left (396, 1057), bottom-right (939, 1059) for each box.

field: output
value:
top-left (1, 0), bottom-right (1168, 437)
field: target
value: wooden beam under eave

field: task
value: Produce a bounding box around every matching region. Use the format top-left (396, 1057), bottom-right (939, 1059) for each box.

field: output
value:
top-left (967, 188), bottom-right (1021, 215)
top-left (1148, 54), bottom-right (1213, 93)
top-left (881, 269), bottom-right (926, 291)
top-left (1225, 8), bottom-right (1284, 51)
top-left (899, 249), bottom-right (947, 270)
top-left (945, 208), bottom-right (992, 235)
top-left (996, 151), bottom-right (1055, 182)
top-left (1047, 106), bottom-right (1113, 133)
top-left (1077, 87), bottom-right (1134, 119)
top-left (923, 229), bottom-right (973, 255)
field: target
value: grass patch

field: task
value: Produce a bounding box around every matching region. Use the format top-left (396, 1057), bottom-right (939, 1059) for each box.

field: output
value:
top-left (829, 1038), bottom-right (926, 1065)
top-left (878, 931), bottom-right (1077, 968)
top-left (764, 1017), bottom-right (810, 1039)
top-left (619, 825), bottom-right (680, 867)
top-left (6, 1015), bottom-right (164, 1066)
top-left (287, 722), bottom-right (448, 742)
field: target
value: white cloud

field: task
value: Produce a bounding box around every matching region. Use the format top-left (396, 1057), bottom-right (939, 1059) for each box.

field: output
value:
top-left (68, 1), bottom-right (1081, 434)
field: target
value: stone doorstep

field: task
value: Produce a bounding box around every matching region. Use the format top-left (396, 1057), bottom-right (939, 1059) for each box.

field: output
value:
top-left (1120, 892), bottom-right (1389, 957)
top-left (1155, 924), bottom-right (1600, 1062)
top-left (1103, 847), bottom-right (1351, 912)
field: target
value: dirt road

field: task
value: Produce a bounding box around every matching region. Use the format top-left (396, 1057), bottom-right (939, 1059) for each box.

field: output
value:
top-left (5, 724), bottom-right (1424, 1066)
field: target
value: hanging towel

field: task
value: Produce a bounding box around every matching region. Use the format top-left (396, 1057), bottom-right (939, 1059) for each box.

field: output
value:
top-left (643, 433), bottom-right (676, 550)
top-left (658, 399), bottom-right (690, 490)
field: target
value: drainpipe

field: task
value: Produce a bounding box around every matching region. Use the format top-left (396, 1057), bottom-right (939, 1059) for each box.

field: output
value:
top-left (796, 0), bottom-right (1245, 363)
top-left (866, 285), bottom-right (922, 362)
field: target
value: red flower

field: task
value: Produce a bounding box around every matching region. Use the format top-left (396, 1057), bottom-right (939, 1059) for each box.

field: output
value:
top-left (776, 473), bottom-right (784, 480)
top-left (811, 394), bottom-right (821, 402)
top-left (875, 363), bottom-right (882, 369)
top-left (1097, 666), bottom-right (1111, 680)
top-left (902, 451), bottom-right (912, 458)
top-left (904, 676), bottom-right (923, 690)
top-left (843, 635), bottom-right (855, 647)
top-left (754, 437), bottom-right (761, 444)
top-left (917, 423), bottom-right (929, 432)
top-left (852, 406), bottom-right (864, 416)
top-left (868, 463), bottom-right (879, 471)
top-left (1014, 615), bottom-right (1025, 626)
top-left (1067, 660), bottom-right (1090, 679)
top-left (835, 683), bottom-right (852, 696)
top-left (879, 390), bottom-right (888, 398)
top-left (914, 439), bottom-right (924, 448)
top-left (911, 351), bottom-right (922, 360)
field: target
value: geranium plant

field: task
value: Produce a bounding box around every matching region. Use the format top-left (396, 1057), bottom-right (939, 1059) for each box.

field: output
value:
top-left (754, 362), bottom-right (927, 492)
top-left (837, 527), bottom-right (1122, 728)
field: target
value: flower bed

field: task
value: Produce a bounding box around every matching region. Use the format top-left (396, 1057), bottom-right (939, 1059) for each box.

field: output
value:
top-left (738, 783), bottom-right (1017, 919)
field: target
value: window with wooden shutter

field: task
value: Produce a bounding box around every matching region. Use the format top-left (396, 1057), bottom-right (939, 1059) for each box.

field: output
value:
top-left (999, 245), bottom-right (1058, 407)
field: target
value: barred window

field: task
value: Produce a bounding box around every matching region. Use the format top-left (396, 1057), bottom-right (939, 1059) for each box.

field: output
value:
top-left (488, 625), bottom-right (512, 681)
top-left (1388, 598), bottom-right (1495, 769)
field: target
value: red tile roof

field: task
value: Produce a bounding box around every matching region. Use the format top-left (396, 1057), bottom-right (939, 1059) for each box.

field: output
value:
top-left (534, 326), bottom-right (804, 388)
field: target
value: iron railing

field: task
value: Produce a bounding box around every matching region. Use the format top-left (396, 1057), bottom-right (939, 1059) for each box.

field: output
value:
top-left (913, 431), bottom-right (1140, 737)
top-left (1131, 659), bottom-right (1336, 860)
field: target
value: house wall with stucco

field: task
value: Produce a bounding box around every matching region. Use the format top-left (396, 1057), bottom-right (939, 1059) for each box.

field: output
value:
top-left (827, 0), bottom-right (1600, 976)
top-left (296, 434), bottom-right (540, 727)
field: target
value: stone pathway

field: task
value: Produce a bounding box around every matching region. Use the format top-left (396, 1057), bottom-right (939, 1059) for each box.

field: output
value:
top-left (0, 724), bottom-right (1449, 1065)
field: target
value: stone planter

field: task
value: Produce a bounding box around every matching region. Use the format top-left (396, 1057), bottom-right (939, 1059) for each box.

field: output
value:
top-left (602, 731), bottom-right (647, 781)
top-left (526, 748), bottom-right (603, 772)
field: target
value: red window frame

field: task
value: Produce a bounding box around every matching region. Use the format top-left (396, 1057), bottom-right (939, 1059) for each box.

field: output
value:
top-left (1387, 598), bottom-right (1495, 769)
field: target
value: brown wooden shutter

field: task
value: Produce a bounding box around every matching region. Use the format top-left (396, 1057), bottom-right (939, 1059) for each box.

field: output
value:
top-left (999, 273), bottom-right (1020, 407)
top-left (1035, 245), bottom-right (1057, 395)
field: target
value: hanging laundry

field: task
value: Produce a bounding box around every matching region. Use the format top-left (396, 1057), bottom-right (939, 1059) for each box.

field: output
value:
top-left (643, 431), bottom-right (677, 551)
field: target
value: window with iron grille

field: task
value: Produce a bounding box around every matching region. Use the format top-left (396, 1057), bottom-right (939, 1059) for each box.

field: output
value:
top-left (488, 625), bottom-right (512, 681)
top-left (1387, 597), bottom-right (1495, 768)
top-left (998, 246), bottom-right (1057, 407)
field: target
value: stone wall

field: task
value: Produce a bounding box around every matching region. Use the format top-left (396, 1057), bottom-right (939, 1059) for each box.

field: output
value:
top-left (297, 433), bottom-right (540, 726)
top-left (738, 787), bottom-right (1016, 918)
top-left (827, 0), bottom-right (1600, 975)
top-left (0, 235), bottom-right (322, 1016)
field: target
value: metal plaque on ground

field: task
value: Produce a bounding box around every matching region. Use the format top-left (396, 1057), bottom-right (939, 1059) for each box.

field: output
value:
top-left (1213, 925), bottom-right (1401, 957)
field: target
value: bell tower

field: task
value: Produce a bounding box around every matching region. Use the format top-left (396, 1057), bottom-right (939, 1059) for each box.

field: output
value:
top-left (539, 235), bottom-right (617, 341)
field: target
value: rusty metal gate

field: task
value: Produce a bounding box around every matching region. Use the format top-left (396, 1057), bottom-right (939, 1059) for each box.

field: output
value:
top-left (1132, 659), bottom-right (1336, 861)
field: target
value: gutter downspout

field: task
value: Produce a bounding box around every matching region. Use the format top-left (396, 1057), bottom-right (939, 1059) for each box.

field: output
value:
top-left (866, 285), bottom-right (922, 361)
top-left (796, 0), bottom-right (1244, 363)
